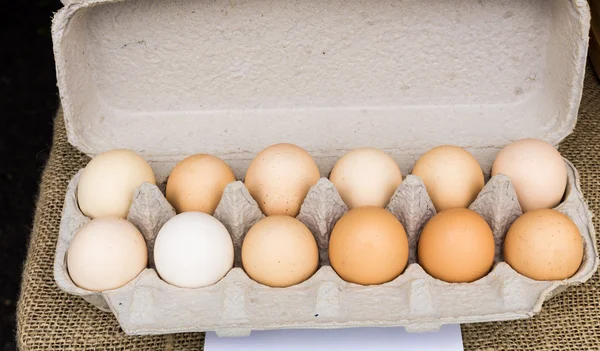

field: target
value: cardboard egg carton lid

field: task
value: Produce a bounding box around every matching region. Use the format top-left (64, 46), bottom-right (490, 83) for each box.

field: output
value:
top-left (53, 0), bottom-right (589, 181)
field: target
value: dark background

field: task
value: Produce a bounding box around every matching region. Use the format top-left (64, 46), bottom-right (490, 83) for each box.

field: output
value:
top-left (1, 1), bottom-right (64, 350)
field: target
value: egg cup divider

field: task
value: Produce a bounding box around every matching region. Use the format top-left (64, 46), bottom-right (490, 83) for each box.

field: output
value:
top-left (55, 158), bottom-right (597, 335)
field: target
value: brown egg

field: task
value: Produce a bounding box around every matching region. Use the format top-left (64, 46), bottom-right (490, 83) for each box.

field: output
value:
top-left (504, 209), bottom-right (583, 281)
top-left (245, 143), bottom-right (320, 217)
top-left (166, 154), bottom-right (236, 215)
top-left (329, 206), bottom-right (409, 285)
top-left (492, 138), bottom-right (567, 212)
top-left (418, 208), bottom-right (494, 283)
top-left (242, 216), bottom-right (319, 287)
top-left (411, 145), bottom-right (484, 211)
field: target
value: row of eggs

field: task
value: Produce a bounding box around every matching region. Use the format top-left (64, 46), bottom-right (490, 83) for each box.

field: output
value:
top-left (78, 138), bottom-right (567, 220)
top-left (67, 139), bottom-right (582, 292)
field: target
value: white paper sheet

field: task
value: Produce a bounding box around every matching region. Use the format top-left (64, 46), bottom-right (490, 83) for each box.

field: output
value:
top-left (205, 325), bottom-right (464, 351)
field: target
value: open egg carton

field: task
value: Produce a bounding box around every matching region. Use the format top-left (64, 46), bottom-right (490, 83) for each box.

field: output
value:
top-left (52, 0), bottom-right (598, 337)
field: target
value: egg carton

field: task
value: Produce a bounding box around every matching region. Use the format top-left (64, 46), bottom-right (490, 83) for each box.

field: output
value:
top-left (53, 157), bottom-right (598, 336)
top-left (52, 0), bottom-right (597, 336)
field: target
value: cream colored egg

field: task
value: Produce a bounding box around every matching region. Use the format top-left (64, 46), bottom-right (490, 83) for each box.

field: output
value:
top-left (77, 149), bottom-right (156, 219)
top-left (242, 216), bottom-right (319, 287)
top-left (329, 148), bottom-right (403, 209)
top-left (492, 138), bottom-right (567, 212)
top-left (67, 218), bottom-right (148, 291)
top-left (166, 154), bottom-right (236, 214)
top-left (412, 145), bottom-right (484, 211)
top-left (245, 143), bottom-right (320, 217)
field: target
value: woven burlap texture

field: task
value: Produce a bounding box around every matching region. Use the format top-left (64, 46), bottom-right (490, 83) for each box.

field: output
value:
top-left (16, 66), bottom-right (600, 350)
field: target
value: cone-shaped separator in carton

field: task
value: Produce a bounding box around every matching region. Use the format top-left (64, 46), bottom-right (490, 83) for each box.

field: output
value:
top-left (469, 174), bottom-right (523, 264)
top-left (213, 181), bottom-right (265, 268)
top-left (127, 183), bottom-right (176, 268)
top-left (297, 178), bottom-right (349, 266)
top-left (386, 175), bottom-right (437, 264)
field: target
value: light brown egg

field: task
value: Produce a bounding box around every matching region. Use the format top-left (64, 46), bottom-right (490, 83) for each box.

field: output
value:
top-left (329, 206), bottom-right (409, 285)
top-left (492, 138), bottom-right (567, 212)
top-left (503, 209), bottom-right (583, 281)
top-left (329, 148), bottom-right (403, 209)
top-left (242, 216), bottom-right (319, 287)
top-left (67, 218), bottom-right (148, 292)
top-left (245, 143), bottom-right (320, 217)
top-left (418, 208), bottom-right (494, 283)
top-left (411, 145), bottom-right (484, 212)
top-left (166, 154), bottom-right (236, 215)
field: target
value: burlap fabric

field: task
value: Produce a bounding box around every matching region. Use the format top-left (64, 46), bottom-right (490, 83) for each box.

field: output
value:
top-left (16, 65), bottom-right (600, 350)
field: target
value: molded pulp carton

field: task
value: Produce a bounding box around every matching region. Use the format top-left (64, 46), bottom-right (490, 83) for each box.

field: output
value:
top-left (52, 0), bottom-right (599, 337)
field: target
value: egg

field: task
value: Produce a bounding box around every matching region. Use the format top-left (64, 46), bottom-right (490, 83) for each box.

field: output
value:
top-left (411, 145), bottom-right (484, 211)
top-left (77, 149), bottom-right (156, 219)
top-left (418, 208), bottom-right (494, 283)
top-left (492, 138), bottom-right (567, 212)
top-left (154, 212), bottom-right (234, 288)
top-left (67, 218), bottom-right (147, 291)
top-left (503, 209), bottom-right (583, 281)
top-left (245, 143), bottom-right (320, 217)
top-left (329, 148), bottom-right (403, 209)
top-left (329, 206), bottom-right (409, 285)
top-left (166, 154), bottom-right (236, 215)
top-left (242, 215), bottom-right (319, 287)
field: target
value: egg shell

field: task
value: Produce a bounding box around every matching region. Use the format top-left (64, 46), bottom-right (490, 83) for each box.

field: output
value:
top-left (492, 138), bottom-right (567, 212)
top-left (154, 212), bottom-right (234, 288)
top-left (67, 218), bottom-right (148, 292)
top-left (329, 206), bottom-right (409, 285)
top-left (77, 149), bottom-right (156, 219)
top-left (166, 154), bottom-right (236, 215)
top-left (244, 143), bottom-right (320, 217)
top-left (411, 145), bottom-right (484, 212)
top-left (329, 148), bottom-right (403, 209)
top-left (418, 208), bottom-right (495, 283)
top-left (242, 215), bottom-right (319, 288)
top-left (503, 209), bottom-right (583, 281)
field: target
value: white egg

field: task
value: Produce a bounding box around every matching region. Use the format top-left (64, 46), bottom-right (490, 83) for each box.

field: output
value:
top-left (154, 212), bottom-right (234, 288)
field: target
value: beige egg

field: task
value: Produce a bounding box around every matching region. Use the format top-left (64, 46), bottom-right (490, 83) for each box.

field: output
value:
top-left (492, 138), bottom-right (567, 212)
top-left (329, 206), bottom-right (409, 285)
top-left (418, 208), bottom-right (495, 283)
top-left (77, 149), bottom-right (156, 219)
top-left (242, 216), bottom-right (319, 287)
top-left (245, 143), bottom-right (320, 217)
top-left (412, 145), bottom-right (484, 211)
top-left (67, 218), bottom-right (148, 291)
top-left (504, 209), bottom-right (583, 281)
top-left (166, 154), bottom-right (236, 215)
top-left (329, 148), bottom-right (403, 209)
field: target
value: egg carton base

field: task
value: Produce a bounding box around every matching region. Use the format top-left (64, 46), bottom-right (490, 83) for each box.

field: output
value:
top-left (53, 158), bottom-right (598, 335)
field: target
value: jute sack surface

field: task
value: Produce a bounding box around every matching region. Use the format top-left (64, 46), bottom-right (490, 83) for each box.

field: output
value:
top-left (16, 65), bottom-right (600, 351)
